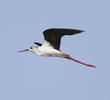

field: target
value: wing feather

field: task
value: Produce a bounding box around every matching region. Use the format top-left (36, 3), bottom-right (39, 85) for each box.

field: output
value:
top-left (43, 28), bottom-right (84, 50)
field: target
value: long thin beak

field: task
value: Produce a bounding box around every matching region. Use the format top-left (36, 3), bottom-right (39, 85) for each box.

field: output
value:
top-left (18, 49), bottom-right (28, 53)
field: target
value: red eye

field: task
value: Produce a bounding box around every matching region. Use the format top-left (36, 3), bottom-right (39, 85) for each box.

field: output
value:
top-left (30, 47), bottom-right (32, 49)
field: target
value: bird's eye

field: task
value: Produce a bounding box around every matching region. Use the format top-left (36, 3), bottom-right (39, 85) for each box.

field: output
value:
top-left (30, 47), bottom-right (32, 49)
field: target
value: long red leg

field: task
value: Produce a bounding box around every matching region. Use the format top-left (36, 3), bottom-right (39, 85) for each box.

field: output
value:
top-left (60, 54), bottom-right (96, 68)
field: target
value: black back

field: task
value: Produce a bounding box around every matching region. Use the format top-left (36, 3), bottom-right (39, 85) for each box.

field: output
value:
top-left (43, 28), bottom-right (84, 50)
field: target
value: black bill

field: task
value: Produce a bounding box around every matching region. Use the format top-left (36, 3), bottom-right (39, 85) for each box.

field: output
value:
top-left (18, 49), bottom-right (28, 53)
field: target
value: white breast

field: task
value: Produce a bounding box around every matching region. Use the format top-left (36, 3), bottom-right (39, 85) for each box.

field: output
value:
top-left (36, 40), bottom-right (62, 56)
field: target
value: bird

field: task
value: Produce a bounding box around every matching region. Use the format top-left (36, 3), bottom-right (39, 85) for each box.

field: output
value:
top-left (19, 28), bottom-right (96, 68)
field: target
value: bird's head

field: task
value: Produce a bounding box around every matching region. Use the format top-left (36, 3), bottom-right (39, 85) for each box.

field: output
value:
top-left (18, 46), bottom-right (37, 53)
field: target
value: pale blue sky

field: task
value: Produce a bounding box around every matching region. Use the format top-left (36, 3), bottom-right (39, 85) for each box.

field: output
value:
top-left (0, 0), bottom-right (110, 100)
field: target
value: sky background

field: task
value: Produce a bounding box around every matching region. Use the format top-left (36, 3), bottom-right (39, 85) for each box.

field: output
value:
top-left (0, 0), bottom-right (110, 100)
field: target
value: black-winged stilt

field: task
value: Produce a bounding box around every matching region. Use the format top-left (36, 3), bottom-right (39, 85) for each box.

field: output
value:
top-left (19, 28), bottom-right (96, 68)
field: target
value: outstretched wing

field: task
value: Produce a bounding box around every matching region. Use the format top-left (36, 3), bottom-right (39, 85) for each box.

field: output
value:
top-left (43, 28), bottom-right (84, 50)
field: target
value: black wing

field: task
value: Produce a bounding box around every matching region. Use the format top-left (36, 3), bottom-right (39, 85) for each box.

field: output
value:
top-left (34, 42), bottom-right (42, 46)
top-left (43, 28), bottom-right (84, 50)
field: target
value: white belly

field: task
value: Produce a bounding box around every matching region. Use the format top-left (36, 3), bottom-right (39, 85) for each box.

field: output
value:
top-left (37, 48), bottom-right (62, 56)
top-left (34, 46), bottom-right (62, 56)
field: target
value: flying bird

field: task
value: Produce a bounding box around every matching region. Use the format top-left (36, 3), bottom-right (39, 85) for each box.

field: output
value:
top-left (19, 28), bottom-right (96, 68)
